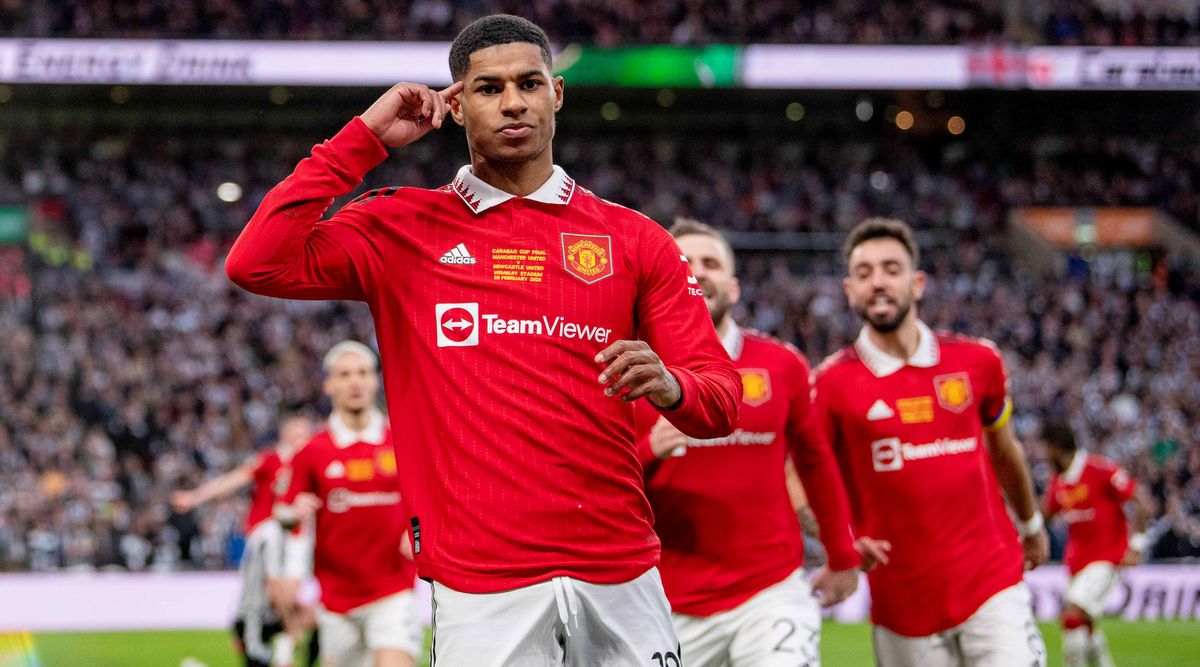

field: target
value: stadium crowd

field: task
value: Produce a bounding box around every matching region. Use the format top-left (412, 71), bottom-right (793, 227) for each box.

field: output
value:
top-left (3, 0), bottom-right (1200, 46)
top-left (0, 121), bottom-right (1198, 572)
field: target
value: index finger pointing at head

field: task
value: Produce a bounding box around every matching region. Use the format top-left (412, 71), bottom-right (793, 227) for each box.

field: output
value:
top-left (439, 81), bottom-right (464, 101)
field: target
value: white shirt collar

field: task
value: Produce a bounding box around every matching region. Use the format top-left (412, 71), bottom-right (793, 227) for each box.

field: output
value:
top-left (450, 165), bottom-right (576, 214)
top-left (327, 409), bottom-right (386, 448)
top-left (1061, 449), bottom-right (1087, 485)
top-left (721, 323), bottom-right (744, 361)
top-left (854, 320), bottom-right (940, 378)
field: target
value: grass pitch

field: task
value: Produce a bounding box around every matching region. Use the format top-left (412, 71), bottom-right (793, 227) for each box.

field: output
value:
top-left (17, 621), bottom-right (1200, 665)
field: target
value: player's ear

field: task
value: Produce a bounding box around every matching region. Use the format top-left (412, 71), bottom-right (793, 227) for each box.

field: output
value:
top-left (842, 276), bottom-right (853, 301)
top-left (449, 82), bottom-right (465, 127)
top-left (729, 276), bottom-right (742, 306)
top-left (912, 270), bottom-right (927, 300)
top-left (552, 76), bottom-right (564, 112)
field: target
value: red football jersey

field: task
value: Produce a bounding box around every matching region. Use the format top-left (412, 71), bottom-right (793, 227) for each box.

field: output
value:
top-left (245, 450), bottom-right (284, 534)
top-left (1044, 452), bottom-right (1135, 574)
top-left (636, 326), bottom-right (859, 616)
top-left (281, 411), bottom-right (415, 614)
top-left (227, 118), bottom-right (741, 593)
top-left (812, 322), bottom-right (1023, 636)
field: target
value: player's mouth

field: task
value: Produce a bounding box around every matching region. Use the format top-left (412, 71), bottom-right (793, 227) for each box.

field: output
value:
top-left (867, 294), bottom-right (897, 313)
top-left (498, 123), bottom-right (533, 138)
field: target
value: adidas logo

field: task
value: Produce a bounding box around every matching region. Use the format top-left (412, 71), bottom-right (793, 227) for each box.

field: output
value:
top-left (440, 243), bottom-right (477, 265)
top-left (867, 400), bottom-right (895, 421)
top-left (325, 461), bottom-right (346, 479)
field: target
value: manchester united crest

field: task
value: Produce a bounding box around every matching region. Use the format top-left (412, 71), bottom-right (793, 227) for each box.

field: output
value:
top-left (561, 233), bottom-right (614, 284)
top-left (934, 373), bottom-right (973, 413)
top-left (740, 369), bottom-right (772, 407)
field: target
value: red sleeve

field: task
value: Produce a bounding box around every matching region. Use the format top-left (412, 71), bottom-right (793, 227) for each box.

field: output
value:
top-left (225, 117), bottom-right (391, 301)
top-left (1108, 466), bottom-right (1136, 502)
top-left (280, 444), bottom-right (316, 505)
top-left (632, 401), bottom-right (662, 470)
top-left (635, 226), bottom-right (740, 438)
top-left (977, 340), bottom-right (1011, 427)
top-left (811, 365), bottom-right (874, 537)
top-left (784, 351), bottom-right (860, 570)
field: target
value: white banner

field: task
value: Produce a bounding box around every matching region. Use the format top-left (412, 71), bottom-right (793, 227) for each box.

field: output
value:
top-left (1027, 47), bottom-right (1200, 90)
top-left (2, 565), bottom-right (1198, 631)
top-left (742, 45), bottom-right (969, 89)
top-left (0, 39), bottom-right (453, 86)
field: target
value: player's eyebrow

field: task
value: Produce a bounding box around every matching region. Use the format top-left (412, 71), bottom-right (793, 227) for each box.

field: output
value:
top-left (471, 70), bottom-right (544, 83)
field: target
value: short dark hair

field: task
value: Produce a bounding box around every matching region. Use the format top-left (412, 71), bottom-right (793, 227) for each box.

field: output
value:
top-left (449, 15), bottom-right (553, 81)
top-left (1042, 418), bottom-right (1078, 453)
top-left (842, 217), bottom-right (920, 268)
top-left (669, 217), bottom-right (736, 273)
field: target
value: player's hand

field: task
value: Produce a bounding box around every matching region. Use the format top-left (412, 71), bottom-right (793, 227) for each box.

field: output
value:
top-left (1119, 547), bottom-right (1143, 567)
top-left (268, 577), bottom-right (301, 612)
top-left (595, 340), bottom-right (682, 407)
top-left (854, 536), bottom-right (892, 572)
top-left (360, 81), bottom-right (464, 148)
top-left (810, 566), bottom-right (859, 608)
top-left (648, 417), bottom-right (688, 458)
top-left (293, 493), bottom-right (322, 521)
top-left (1022, 530), bottom-right (1049, 571)
top-left (170, 490), bottom-right (196, 513)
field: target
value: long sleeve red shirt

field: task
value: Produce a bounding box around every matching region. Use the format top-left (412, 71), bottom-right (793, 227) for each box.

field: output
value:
top-left (226, 118), bottom-right (741, 593)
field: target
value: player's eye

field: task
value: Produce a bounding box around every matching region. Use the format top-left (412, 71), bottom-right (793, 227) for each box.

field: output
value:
top-left (521, 80), bottom-right (542, 90)
top-left (477, 85), bottom-right (498, 94)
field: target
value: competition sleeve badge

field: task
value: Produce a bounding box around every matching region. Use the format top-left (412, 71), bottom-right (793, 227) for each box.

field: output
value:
top-left (934, 372), bottom-right (973, 413)
top-left (561, 233), bottom-right (614, 284)
top-left (739, 369), bottom-right (772, 407)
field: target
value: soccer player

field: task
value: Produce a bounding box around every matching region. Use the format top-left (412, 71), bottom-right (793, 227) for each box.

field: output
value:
top-left (1042, 419), bottom-right (1151, 667)
top-left (275, 341), bottom-right (420, 667)
top-left (225, 14), bottom-right (740, 663)
top-left (811, 218), bottom-right (1049, 667)
top-left (635, 219), bottom-right (861, 666)
top-left (172, 414), bottom-right (313, 667)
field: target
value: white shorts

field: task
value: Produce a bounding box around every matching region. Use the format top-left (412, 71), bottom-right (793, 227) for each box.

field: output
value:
top-left (872, 583), bottom-right (1046, 667)
top-left (1064, 561), bottom-right (1121, 619)
top-left (317, 590), bottom-right (422, 667)
top-left (673, 567), bottom-right (822, 667)
top-left (430, 567), bottom-right (679, 666)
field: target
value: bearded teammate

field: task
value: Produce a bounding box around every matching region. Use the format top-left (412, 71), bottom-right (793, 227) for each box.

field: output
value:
top-left (633, 219), bottom-right (860, 666)
top-left (811, 218), bottom-right (1049, 667)
top-left (172, 414), bottom-right (314, 667)
top-left (1042, 419), bottom-right (1151, 667)
top-left (226, 14), bottom-right (740, 664)
top-left (273, 341), bottom-right (420, 667)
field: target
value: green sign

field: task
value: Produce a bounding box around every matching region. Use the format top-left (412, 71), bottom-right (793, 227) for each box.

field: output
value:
top-left (0, 207), bottom-right (26, 245)
top-left (555, 45), bottom-right (740, 88)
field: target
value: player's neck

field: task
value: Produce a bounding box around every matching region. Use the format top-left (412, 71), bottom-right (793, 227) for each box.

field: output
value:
top-left (867, 314), bottom-right (922, 361)
top-left (715, 316), bottom-right (733, 339)
top-left (333, 407), bottom-right (372, 434)
top-left (470, 151), bottom-right (555, 197)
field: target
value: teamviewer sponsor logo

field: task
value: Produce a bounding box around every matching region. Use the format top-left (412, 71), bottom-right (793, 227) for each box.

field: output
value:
top-left (436, 302), bottom-right (613, 347)
top-left (437, 303), bottom-right (479, 347)
top-left (871, 436), bottom-right (979, 472)
top-left (872, 438), bottom-right (904, 472)
top-left (326, 488), bottom-right (401, 514)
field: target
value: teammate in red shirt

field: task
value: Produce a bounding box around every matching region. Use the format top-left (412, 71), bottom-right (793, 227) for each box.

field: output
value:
top-left (226, 15), bottom-right (740, 664)
top-left (172, 414), bottom-right (313, 667)
top-left (276, 341), bottom-right (420, 667)
top-left (811, 218), bottom-right (1049, 666)
top-left (1042, 419), bottom-right (1151, 667)
top-left (634, 219), bottom-right (860, 665)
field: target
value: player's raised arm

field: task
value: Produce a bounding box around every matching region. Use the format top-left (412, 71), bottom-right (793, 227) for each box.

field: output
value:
top-left (225, 82), bottom-right (462, 301)
top-left (170, 458), bottom-right (256, 513)
top-left (604, 226), bottom-right (740, 438)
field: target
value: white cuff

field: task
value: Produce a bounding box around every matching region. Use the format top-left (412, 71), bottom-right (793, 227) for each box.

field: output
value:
top-left (1018, 511), bottom-right (1044, 538)
top-left (1129, 533), bottom-right (1149, 552)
